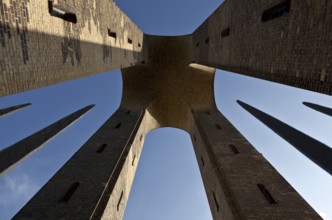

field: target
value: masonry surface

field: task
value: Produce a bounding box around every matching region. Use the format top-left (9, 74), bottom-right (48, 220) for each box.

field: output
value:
top-left (1, 0), bottom-right (330, 219)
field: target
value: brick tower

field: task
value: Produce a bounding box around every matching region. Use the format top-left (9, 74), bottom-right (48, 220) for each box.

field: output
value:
top-left (0, 0), bottom-right (330, 219)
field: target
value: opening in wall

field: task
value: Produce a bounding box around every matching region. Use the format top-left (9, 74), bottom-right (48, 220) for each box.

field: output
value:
top-left (108, 29), bottom-right (117, 38)
top-left (115, 123), bottom-right (122, 129)
top-left (262, 0), bottom-right (290, 22)
top-left (48, 0), bottom-right (77, 24)
top-left (59, 182), bottom-right (80, 203)
top-left (117, 191), bottom-right (124, 211)
top-left (96, 144), bottom-right (107, 153)
top-left (205, 37), bottom-right (209, 44)
top-left (221, 27), bottom-right (230, 37)
top-left (128, 38), bottom-right (133, 44)
top-left (229, 144), bottom-right (239, 154)
top-left (257, 184), bottom-right (277, 204)
top-left (212, 192), bottom-right (220, 212)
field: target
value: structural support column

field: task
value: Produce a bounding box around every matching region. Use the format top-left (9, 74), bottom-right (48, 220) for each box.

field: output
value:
top-left (0, 104), bottom-right (94, 176)
top-left (190, 109), bottom-right (321, 219)
top-left (14, 108), bottom-right (147, 220)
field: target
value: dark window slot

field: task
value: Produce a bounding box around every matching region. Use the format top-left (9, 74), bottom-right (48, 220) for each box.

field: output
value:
top-left (229, 144), bottom-right (239, 154)
top-left (48, 0), bottom-right (77, 24)
top-left (196, 42), bottom-right (199, 47)
top-left (128, 38), bottom-right (132, 44)
top-left (262, 0), bottom-right (290, 22)
top-left (108, 29), bottom-right (117, 38)
top-left (221, 27), bottom-right (230, 37)
top-left (201, 156), bottom-right (205, 166)
top-left (59, 182), bottom-right (80, 203)
top-left (193, 134), bottom-right (196, 141)
top-left (205, 37), bottom-right (209, 44)
top-left (138, 43), bottom-right (141, 47)
top-left (125, 110), bottom-right (131, 114)
top-left (257, 184), bottom-right (277, 204)
top-left (117, 191), bottom-right (124, 211)
top-left (213, 192), bottom-right (220, 212)
top-left (215, 124), bottom-right (222, 130)
top-left (115, 123), bottom-right (121, 129)
top-left (141, 61), bottom-right (145, 64)
top-left (132, 155), bottom-right (136, 166)
top-left (206, 111), bottom-right (210, 115)
top-left (140, 134), bottom-right (143, 141)
top-left (97, 144), bottom-right (107, 153)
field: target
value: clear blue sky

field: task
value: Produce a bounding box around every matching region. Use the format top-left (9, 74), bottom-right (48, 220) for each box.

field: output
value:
top-left (1, 0), bottom-right (332, 219)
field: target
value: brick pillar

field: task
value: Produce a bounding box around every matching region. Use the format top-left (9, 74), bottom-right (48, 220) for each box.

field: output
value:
top-left (0, 104), bottom-right (94, 176)
top-left (190, 109), bottom-right (321, 219)
top-left (14, 108), bottom-right (147, 220)
top-left (0, 103), bottom-right (31, 118)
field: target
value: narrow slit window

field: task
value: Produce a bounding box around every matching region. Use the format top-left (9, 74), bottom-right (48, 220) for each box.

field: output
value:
top-left (128, 38), bottom-right (133, 44)
top-left (213, 191), bottom-right (220, 212)
top-left (141, 61), bottom-right (146, 64)
top-left (215, 124), bottom-right (222, 130)
top-left (108, 29), bottom-right (117, 38)
top-left (59, 182), bottom-right (80, 203)
top-left (205, 37), bottom-right (209, 44)
top-left (221, 27), bottom-right (230, 37)
top-left (262, 0), bottom-right (290, 22)
top-left (138, 43), bottom-right (141, 47)
top-left (115, 123), bottom-right (122, 129)
top-left (132, 155), bottom-right (136, 166)
top-left (193, 134), bottom-right (196, 141)
top-left (257, 184), bottom-right (277, 204)
top-left (206, 111), bottom-right (210, 115)
top-left (229, 144), bottom-right (239, 154)
top-left (196, 42), bottom-right (199, 47)
top-left (97, 144), bottom-right (107, 153)
top-left (125, 110), bottom-right (131, 114)
top-left (201, 156), bottom-right (205, 166)
top-left (48, 0), bottom-right (77, 24)
top-left (140, 134), bottom-right (143, 141)
top-left (117, 191), bottom-right (124, 211)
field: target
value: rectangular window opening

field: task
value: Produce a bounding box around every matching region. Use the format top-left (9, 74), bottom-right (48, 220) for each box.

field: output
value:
top-left (213, 191), bottom-right (220, 212)
top-left (257, 184), bottom-right (277, 204)
top-left (262, 0), bottom-right (290, 22)
top-left (205, 37), bottom-right (209, 44)
top-left (196, 42), bottom-right (199, 47)
top-left (132, 155), bottom-right (136, 166)
top-left (140, 134), bottom-right (143, 141)
top-left (96, 143), bottom-right (107, 153)
top-left (125, 110), bottom-right (131, 114)
top-left (221, 27), bottom-right (230, 37)
top-left (215, 124), bottom-right (222, 130)
top-left (128, 38), bottom-right (133, 44)
top-left (108, 29), bottom-right (117, 38)
top-left (48, 1), bottom-right (77, 24)
top-left (206, 111), bottom-right (210, 115)
top-left (117, 191), bottom-right (124, 211)
top-left (201, 156), bottom-right (205, 166)
top-left (138, 43), bottom-right (141, 47)
top-left (59, 182), bottom-right (80, 203)
top-left (115, 123), bottom-right (122, 129)
top-left (229, 144), bottom-right (239, 154)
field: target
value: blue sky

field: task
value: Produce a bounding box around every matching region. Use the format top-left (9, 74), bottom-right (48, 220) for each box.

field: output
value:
top-left (1, 0), bottom-right (332, 219)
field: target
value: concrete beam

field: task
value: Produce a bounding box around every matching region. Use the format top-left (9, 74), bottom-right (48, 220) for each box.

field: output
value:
top-left (237, 100), bottom-right (332, 176)
top-left (0, 104), bottom-right (94, 176)
top-left (0, 103), bottom-right (31, 118)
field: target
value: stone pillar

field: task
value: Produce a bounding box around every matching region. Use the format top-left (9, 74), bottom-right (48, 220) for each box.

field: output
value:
top-left (0, 104), bottom-right (94, 176)
top-left (14, 108), bottom-right (147, 220)
top-left (190, 109), bottom-right (321, 219)
top-left (0, 103), bottom-right (31, 118)
top-left (192, 0), bottom-right (332, 95)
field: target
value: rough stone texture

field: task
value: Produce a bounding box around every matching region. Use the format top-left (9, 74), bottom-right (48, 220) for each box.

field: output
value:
top-left (193, 0), bottom-right (332, 95)
top-left (0, 0), bottom-right (145, 97)
top-left (191, 109), bottom-right (321, 219)
top-left (14, 108), bottom-right (146, 219)
top-left (0, 104), bottom-right (94, 176)
top-left (4, 0), bottom-right (329, 219)
top-left (0, 102), bottom-right (31, 117)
